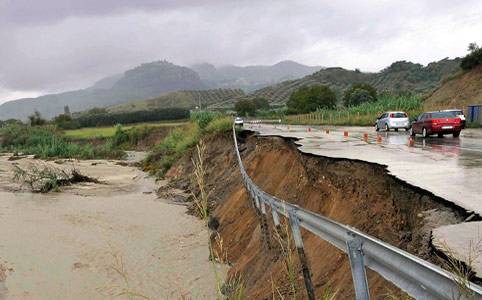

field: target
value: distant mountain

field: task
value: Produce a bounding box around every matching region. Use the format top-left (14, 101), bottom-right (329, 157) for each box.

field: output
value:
top-left (0, 61), bottom-right (204, 120)
top-left (191, 60), bottom-right (322, 91)
top-left (207, 58), bottom-right (461, 108)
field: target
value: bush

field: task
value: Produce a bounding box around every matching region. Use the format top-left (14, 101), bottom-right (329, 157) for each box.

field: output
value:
top-left (28, 111), bottom-right (47, 126)
top-left (0, 124), bottom-right (124, 159)
top-left (112, 124), bottom-right (129, 146)
top-left (460, 42), bottom-right (482, 70)
top-left (343, 83), bottom-right (377, 107)
top-left (204, 116), bottom-right (233, 134)
top-left (190, 111), bottom-right (222, 129)
top-left (287, 85), bottom-right (337, 114)
top-left (144, 123), bottom-right (200, 176)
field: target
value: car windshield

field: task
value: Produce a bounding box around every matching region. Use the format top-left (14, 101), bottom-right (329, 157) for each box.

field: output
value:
top-left (431, 112), bottom-right (455, 119)
top-left (447, 110), bottom-right (463, 116)
top-left (390, 112), bottom-right (407, 118)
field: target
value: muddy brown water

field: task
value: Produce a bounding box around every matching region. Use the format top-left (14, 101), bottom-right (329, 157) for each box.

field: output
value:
top-left (0, 155), bottom-right (222, 299)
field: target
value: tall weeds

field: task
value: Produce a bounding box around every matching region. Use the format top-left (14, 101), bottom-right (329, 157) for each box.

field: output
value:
top-left (191, 139), bottom-right (244, 299)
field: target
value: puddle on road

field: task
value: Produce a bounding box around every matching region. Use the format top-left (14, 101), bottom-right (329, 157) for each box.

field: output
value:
top-left (0, 156), bottom-right (221, 299)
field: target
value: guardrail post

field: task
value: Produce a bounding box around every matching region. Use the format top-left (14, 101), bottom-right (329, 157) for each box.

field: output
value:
top-left (346, 236), bottom-right (370, 300)
top-left (287, 208), bottom-right (316, 300)
top-left (259, 198), bottom-right (272, 250)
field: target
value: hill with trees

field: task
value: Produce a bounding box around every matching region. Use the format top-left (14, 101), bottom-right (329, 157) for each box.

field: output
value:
top-left (424, 44), bottom-right (482, 109)
top-left (219, 58), bottom-right (461, 109)
top-left (107, 88), bottom-right (245, 113)
top-left (0, 61), bottom-right (205, 120)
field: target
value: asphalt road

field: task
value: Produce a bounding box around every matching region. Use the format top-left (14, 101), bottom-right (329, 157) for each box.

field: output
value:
top-left (245, 123), bottom-right (482, 215)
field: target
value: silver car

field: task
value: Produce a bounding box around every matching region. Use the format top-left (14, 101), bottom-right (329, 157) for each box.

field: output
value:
top-left (234, 117), bottom-right (244, 126)
top-left (375, 111), bottom-right (410, 131)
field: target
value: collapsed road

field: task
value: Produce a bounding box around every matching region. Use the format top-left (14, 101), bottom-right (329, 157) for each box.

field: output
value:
top-left (245, 123), bottom-right (482, 278)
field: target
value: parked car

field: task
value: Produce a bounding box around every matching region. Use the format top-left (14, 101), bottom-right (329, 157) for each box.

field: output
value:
top-left (410, 111), bottom-right (462, 138)
top-left (234, 117), bottom-right (244, 126)
top-left (375, 111), bottom-right (410, 131)
top-left (440, 109), bottom-right (466, 128)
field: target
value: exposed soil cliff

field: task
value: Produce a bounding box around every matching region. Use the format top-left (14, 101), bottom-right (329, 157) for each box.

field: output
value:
top-left (166, 131), bottom-right (464, 299)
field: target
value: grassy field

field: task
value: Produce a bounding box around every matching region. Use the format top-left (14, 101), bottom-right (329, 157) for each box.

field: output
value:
top-left (64, 120), bottom-right (187, 139)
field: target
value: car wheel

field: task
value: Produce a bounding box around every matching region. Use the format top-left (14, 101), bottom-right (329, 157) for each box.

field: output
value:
top-left (405, 128), bottom-right (409, 131)
top-left (410, 127), bottom-right (416, 136)
top-left (375, 124), bottom-right (379, 132)
top-left (422, 127), bottom-right (429, 138)
top-left (395, 128), bottom-right (399, 132)
top-left (453, 131), bottom-right (460, 138)
top-left (438, 133), bottom-right (443, 138)
top-left (385, 124), bottom-right (389, 132)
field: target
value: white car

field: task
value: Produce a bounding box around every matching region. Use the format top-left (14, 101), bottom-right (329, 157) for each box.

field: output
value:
top-left (375, 111), bottom-right (410, 131)
top-left (234, 117), bottom-right (244, 126)
top-left (440, 109), bottom-right (466, 128)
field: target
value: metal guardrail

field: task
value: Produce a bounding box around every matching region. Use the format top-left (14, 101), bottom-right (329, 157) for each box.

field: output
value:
top-left (232, 125), bottom-right (482, 300)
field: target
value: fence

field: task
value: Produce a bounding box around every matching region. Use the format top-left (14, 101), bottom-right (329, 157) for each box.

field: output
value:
top-left (232, 125), bottom-right (482, 300)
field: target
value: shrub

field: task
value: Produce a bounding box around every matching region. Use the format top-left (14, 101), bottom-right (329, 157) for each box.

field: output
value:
top-left (253, 97), bottom-right (270, 110)
top-left (460, 42), bottom-right (482, 70)
top-left (28, 111), bottom-right (47, 126)
top-left (287, 85), bottom-right (337, 114)
top-left (190, 111), bottom-right (222, 129)
top-left (343, 83), bottom-right (377, 107)
top-left (204, 116), bottom-right (233, 134)
top-left (0, 124), bottom-right (124, 159)
top-left (112, 124), bottom-right (129, 146)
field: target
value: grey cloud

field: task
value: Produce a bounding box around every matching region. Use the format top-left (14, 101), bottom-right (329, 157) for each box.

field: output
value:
top-left (0, 0), bottom-right (481, 100)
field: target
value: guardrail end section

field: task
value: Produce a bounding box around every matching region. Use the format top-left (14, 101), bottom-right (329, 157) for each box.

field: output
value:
top-left (347, 236), bottom-right (371, 300)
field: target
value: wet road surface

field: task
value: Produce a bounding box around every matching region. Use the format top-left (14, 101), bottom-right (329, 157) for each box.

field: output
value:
top-left (246, 123), bottom-right (482, 215)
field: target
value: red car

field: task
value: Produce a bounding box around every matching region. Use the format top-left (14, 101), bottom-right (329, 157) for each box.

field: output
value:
top-left (410, 111), bottom-right (462, 138)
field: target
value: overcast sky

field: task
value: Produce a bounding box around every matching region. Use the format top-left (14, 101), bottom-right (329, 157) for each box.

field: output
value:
top-left (1, 0), bottom-right (481, 104)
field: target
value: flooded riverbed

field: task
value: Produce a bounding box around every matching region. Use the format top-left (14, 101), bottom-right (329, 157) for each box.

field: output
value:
top-left (0, 154), bottom-right (220, 299)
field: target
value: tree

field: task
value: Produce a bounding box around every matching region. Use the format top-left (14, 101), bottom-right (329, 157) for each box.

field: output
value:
top-left (286, 85), bottom-right (337, 114)
top-left (343, 83), bottom-right (377, 107)
top-left (461, 42), bottom-right (482, 70)
top-left (64, 105), bottom-right (71, 116)
top-left (28, 110), bottom-right (46, 126)
top-left (253, 97), bottom-right (270, 110)
top-left (235, 99), bottom-right (256, 116)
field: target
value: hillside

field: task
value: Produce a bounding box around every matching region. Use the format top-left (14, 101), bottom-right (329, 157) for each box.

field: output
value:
top-left (107, 88), bottom-right (245, 113)
top-left (212, 58), bottom-right (461, 108)
top-left (0, 61), bottom-right (204, 120)
top-left (191, 60), bottom-right (321, 91)
top-left (424, 64), bottom-right (482, 109)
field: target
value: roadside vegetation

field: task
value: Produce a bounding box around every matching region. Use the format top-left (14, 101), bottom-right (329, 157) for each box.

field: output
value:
top-left (0, 124), bottom-right (125, 159)
top-left (143, 111), bottom-right (233, 177)
top-left (285, 93), bottom-right (422, 126)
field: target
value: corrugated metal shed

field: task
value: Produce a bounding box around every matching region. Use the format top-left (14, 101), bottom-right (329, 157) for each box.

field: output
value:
top-left (467, 104), bottom-right (482, 125)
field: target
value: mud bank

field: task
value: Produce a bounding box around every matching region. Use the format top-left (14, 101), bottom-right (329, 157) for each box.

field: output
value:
top-left (0, 155), bottom-right (221, 299)
top-left (167, 132), bottom-right (467, 299)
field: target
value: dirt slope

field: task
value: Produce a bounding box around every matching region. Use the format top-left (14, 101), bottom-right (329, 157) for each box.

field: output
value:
top-left (166, 132), bottom-right (465, 299)
top-left (424, 65), bottom-right (482, 109)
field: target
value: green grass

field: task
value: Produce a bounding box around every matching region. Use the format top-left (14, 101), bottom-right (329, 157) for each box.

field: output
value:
top-left (286, 94), bottom-right (423, 126)
top-left (64, 120), bottom-right (187, 139)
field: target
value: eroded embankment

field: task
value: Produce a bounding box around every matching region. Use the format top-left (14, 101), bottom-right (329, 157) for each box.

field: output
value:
top-left (166, 131), bottom-right (465, 299)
